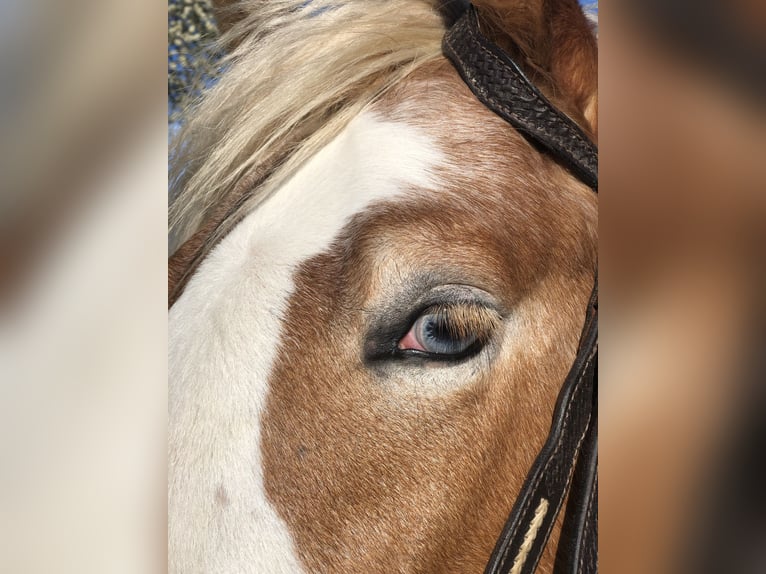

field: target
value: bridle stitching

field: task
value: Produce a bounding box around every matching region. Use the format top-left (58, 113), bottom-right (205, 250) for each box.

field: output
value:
top-left (526, 406), bottom-right (593, 574)
top-left (579, 473), bottom-right (598, 573)
top-left (494, 344), bottom-right (597, 572)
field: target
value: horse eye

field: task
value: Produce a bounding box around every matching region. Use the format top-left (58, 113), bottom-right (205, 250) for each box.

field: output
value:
top-left (398, 311), bottom-right (479, 357)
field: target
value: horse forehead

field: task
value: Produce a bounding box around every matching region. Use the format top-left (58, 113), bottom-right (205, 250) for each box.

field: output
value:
top-left (167, 110), bottom-right (450, 573)
top-left (172, 110), bottom-right (449, 325)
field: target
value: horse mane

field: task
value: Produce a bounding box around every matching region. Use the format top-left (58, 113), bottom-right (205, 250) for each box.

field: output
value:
top-left (169, 0), bottom-right (452, 253)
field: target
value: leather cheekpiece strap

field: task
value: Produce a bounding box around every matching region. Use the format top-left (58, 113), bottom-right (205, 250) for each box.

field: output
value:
top-left (482, 287), bottom-right (597, 574)
top-left (441, 5), bottom-right (598, 573)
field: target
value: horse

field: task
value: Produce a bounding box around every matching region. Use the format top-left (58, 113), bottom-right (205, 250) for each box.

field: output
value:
top-left (168, 1), bottom-right (598, 572)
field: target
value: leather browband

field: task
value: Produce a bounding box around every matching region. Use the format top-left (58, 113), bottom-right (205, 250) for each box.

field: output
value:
top-left (443, 5), bottom-right (598, 190)
top-left (442, 5), bottom-right (598, 574)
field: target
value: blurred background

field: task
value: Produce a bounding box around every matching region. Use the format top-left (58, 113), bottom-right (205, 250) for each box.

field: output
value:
top-left (0, 0), bottom-right (763, 572)
top-left (599, 1), bottom-right (765, 573)
top-left (0, 1), bottom-right (167, 572)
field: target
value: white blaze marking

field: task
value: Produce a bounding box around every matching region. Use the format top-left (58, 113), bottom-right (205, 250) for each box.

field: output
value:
top-left (168, 112), bottom-right (444, 573)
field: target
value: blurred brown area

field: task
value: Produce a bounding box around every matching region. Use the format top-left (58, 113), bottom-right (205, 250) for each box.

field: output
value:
top-left (0, 1), bottom-right (167, 573)
top-left (600, 0), bottom-right (765, 572)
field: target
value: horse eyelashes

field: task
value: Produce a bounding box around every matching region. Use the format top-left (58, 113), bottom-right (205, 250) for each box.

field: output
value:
top-left (424, 303), bottom-right (501, 342)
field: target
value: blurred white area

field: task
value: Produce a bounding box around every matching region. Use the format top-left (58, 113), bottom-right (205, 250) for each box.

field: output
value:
top-left (0, 0), bottom-right (167, 572)
top-left (0, 118), bottom-right (167, 574)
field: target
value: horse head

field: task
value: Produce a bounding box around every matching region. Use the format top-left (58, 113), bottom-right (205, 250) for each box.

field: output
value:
top-left (168, 1), bottom-right (597, 572)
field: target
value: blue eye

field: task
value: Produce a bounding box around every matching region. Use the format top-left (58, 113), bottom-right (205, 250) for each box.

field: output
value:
top-left (398, 312), bottom-right (479, 356)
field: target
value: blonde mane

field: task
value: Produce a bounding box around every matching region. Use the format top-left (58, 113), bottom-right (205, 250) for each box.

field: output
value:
top-left (169, 0), bottom-right (449, 253)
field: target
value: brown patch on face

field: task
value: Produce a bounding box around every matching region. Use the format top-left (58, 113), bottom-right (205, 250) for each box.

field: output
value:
top-left (215, 484), bottom-right (230, 508)
top-left (260, 61), bottom-right (596, 573)
top-left (169, 219), bottom-right (216, 308)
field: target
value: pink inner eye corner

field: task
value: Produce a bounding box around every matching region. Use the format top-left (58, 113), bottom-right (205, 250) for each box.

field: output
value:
top-left (398, 329), bottom-right (424, 351)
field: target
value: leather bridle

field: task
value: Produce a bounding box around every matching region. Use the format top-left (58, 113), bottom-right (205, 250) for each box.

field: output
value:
top-left (443, 5), bottom-right (598, 574)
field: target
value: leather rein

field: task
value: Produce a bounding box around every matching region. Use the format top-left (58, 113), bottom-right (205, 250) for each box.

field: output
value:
top-left (442, 6), bottom-right (598, 574)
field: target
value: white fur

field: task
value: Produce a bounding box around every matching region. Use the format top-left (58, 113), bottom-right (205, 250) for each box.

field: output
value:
top-left (168, 112), bottom-right (445, 573)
